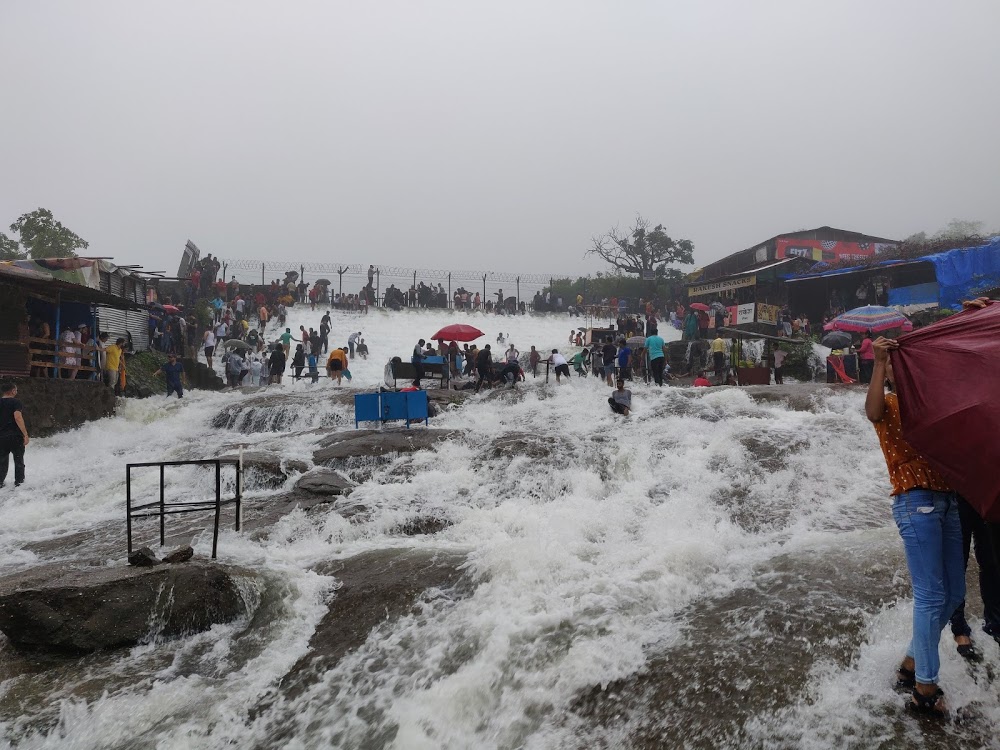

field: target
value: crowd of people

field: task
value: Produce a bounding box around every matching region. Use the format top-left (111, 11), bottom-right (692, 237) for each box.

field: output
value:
top-left (200, 304), bottom-right (370, 389)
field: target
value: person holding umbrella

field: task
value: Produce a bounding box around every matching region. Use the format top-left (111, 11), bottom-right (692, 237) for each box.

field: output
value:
top-left (866, 336), bottom-right (963, 716)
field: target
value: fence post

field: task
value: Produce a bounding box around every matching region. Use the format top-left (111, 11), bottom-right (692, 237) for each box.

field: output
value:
top-left (339, 266), bottom-right (345, 295)
top-left (159, 464), bottom-right (165, 547)
top-left (516, 276), bottom-right (520, 308)
top-left (212, 461), bottom-right (222, 559)
top-left (448, 273), bottom-right (451, 308)
top-left (261, 263), bottom-right (265, 286)
top-left (482, 275), bottom-right (486, 306)
top-left (126, 466), bottom-right (133, 553)
top-left (236, 448), bottom-right (243, 531)
top-left (376, 270), bottom-right (381, 306)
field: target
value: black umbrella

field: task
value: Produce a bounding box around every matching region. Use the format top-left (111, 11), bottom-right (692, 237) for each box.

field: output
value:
top-left (821, 331), bottom-right (852, 349)
top-left (314, 278), bottom-right (331, 285)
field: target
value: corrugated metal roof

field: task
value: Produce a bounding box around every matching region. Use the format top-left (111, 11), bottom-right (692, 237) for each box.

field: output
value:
top-left (0, 265), bottom-right (147, 310)
top-left (782, 259), bottom-right (930, 282)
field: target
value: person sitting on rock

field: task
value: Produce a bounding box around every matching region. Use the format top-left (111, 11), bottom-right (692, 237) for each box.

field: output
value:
top-left (608, 377), bottom-right (631, 416)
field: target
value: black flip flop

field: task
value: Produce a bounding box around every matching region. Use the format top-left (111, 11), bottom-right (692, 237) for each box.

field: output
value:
top-left (958, 643), bottom-right (983, 662)
top-left (895, 666), bottom-right (916, 691)
top-left (907, 687), bottom-right (947, 717)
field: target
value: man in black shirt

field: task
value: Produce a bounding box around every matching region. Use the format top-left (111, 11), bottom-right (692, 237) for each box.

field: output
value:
top-left (0, 380), bottom-right (29, 487)
top-left (411, 339), bottom-right (426, 387)
top-left (475, 345), bottom-right (494, 393)
top-left (602, 338), bottom-right (618, 386)
top-left (268, 346), bottom-right (287, 385)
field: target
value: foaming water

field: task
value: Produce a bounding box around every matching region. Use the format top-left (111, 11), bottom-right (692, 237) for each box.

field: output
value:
top-left (0, 309), bottom-right (995, 749)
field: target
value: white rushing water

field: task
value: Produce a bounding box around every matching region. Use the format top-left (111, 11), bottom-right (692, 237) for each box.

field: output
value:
top-left (1, 307), bottom-right (998, 749)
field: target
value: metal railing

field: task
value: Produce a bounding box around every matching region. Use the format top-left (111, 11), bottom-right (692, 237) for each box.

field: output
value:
top-left (126, 458), bottom-right (242, 559)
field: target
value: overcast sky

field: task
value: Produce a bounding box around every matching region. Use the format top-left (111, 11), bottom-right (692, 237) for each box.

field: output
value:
top-left (2, 1), bottom-right (998, 279)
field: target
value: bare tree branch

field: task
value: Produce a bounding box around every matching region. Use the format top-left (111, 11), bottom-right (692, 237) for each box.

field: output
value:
top-left (586, 214), bottom-right (694, 276)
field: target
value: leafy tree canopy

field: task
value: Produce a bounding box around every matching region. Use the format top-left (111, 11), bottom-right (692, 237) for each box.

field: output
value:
top-left (587, 214), bottom-right (694, 276)
top-left (0, 232), bottom-right (23, 261)
top-left (8, 208), bottom-right (89, 259)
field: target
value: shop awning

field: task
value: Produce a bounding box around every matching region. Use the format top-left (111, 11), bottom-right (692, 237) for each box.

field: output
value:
top-left (688, 258), bottom-right (802, 297)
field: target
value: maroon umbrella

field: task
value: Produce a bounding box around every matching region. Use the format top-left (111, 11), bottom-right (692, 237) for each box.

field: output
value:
top-left (430, 324), bottom-right (484, 342)
top-left (688, 302), bottom-right (711, 312)
top-left (892, 302), bottom-right (1000, 520)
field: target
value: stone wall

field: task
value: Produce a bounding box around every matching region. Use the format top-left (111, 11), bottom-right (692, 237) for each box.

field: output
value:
top-left (6, 378), bottom-right (116, 438)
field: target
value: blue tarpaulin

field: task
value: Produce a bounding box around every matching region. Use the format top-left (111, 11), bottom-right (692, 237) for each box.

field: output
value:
top-left (922, 239), bottom-right (1000, 309)
top-left (888, 282), bottom-right (939, 308)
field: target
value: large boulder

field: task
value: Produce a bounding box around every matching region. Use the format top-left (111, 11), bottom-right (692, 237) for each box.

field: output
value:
top-left (312, 429), bottom-right (461, 464)
top-left (0, 561), bottom-right (256, 654)
top-left (294, 468), bottom-right (356, 496)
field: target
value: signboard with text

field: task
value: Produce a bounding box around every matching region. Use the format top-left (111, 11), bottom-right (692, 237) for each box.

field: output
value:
top-left (688, 274), bottom-right (756, 298)
top-left (775, 238), bottom-right (896, 262)
top-left (736, 303), bottom-right (755, 325)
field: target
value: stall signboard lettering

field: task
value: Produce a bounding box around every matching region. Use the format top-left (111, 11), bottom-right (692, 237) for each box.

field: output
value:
top-left (736, 303), bottom-right (755, 325)
top-left (756, 303), bottom-right (780, 325)
top-left (775, 238), bottom-right (896, 262)
top-left (688, 274), bottom-right (756, 298)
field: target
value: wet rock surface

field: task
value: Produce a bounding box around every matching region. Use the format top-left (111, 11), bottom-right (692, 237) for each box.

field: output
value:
top-left (213, 392), bottom-right (348, 432)
top-left (487, 431), bottom-right (568, 460)
top-left (162, 545), bottom-right (195, 564)
top-left (312, 428), bottom-right (461, 464)
top-left (127, 546), bottom-right (160, 567)
top-left (216, 451), bottom-right (309, 487)
top-left (390, 516), bottom-right (453, 536)
top-left (5, 378), bottom-right (116, 438)
top-left (264, 549), bottom-right (469, 712)
top-left (294, 468), bottom-right (356, 496)
top-left (0, 561), bottom-right (254, 653)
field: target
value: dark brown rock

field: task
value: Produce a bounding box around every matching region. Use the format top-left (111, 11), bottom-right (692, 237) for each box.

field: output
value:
top-left (0, 561), bottom-right (255, 653)
top-left (127, 546), bottom-right (160, 567)
top-left (294, 469), bottom-right (356, 496)
top-left (312, 429), bottom-right (461, 464)
top-left (162, 545), bottom-right (194, 564)
top-left (392, 517), bottom-right (453, 536)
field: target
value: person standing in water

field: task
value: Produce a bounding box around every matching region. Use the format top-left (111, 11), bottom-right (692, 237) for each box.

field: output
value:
top-left (153, 353), bottom-right (187, 398)
top-left (529, 346), bottom-right (541, 377)
top-left (0, 380), bottom-right (28, 488)
top-left (866, 336), bottom-right (964, 716)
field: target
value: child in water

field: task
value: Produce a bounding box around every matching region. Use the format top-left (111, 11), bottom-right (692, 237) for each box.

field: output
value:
top-left (307, 352), bottom-right (319, 383)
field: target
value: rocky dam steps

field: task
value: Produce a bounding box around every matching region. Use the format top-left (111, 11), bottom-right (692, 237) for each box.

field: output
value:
top-left (0, 308), bottom-right (997, 749)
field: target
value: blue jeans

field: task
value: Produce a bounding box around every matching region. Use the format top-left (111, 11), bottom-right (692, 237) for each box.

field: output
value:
top-left (892, 490), bottom-right (965, 684)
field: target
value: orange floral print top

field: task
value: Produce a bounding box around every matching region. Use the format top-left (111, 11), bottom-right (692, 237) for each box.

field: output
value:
top-left (872, 393), bottom-right (952, 496)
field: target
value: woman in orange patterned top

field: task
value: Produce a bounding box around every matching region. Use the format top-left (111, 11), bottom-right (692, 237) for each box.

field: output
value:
top-left (866, 336), bottom-right (964, 716)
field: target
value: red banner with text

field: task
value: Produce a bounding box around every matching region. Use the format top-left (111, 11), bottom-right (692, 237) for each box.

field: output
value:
top-left (775, 239), bottom-right (895, 262)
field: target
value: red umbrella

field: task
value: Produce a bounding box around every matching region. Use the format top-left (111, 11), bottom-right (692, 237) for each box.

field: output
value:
top-left (162, 304), bottom-right (181, 314)
top-left (430, 324), bottom-right (484, 342)
top-left (689, 302), bottom-right (711, 312)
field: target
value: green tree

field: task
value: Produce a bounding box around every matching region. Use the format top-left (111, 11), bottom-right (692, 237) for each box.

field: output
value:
top-left (0, 232), bottom-right (24, 260)
top-left (9, 208), bottom-right (89, 259)
top-left (587, 214), bottom-right (694, 276)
